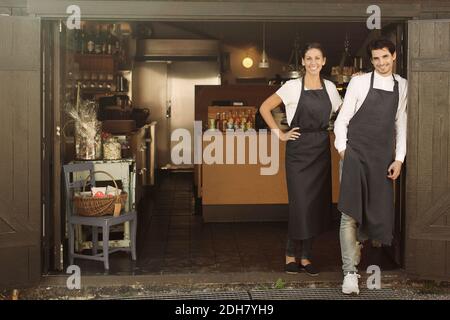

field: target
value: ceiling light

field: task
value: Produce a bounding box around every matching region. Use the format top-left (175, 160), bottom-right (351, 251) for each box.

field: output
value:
top-left (242, 56), bottom-right (253, 69)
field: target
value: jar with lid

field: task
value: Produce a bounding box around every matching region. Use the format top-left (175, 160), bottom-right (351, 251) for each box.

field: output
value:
top-left (103, 136), bottom-right (122, 160)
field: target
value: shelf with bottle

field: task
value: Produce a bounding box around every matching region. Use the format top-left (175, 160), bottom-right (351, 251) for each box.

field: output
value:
top-left (207, 106), bottom-right (257, 132)
top-left (72, 23), bottom-right (123, 57)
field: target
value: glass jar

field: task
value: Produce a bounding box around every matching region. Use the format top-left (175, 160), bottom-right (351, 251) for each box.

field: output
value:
top-left (103, 137), bottom-right (122, 160)
top-left (75, 123), bottom-right (102, 160)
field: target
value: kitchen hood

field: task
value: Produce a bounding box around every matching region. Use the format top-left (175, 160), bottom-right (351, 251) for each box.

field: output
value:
top-left (135, 39), bottom-right (220, 62)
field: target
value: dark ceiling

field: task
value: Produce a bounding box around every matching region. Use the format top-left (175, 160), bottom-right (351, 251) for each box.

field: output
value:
top-left (135, 21), bottom-right (394, 65)
top-left (128, 20), bottom-right (402, 75)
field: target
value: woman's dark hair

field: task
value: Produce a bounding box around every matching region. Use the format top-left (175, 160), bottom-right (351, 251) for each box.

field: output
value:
top-left (302, 42), bottom-right (326, 58)
top-left (366, 38), bottom-right (396, 58)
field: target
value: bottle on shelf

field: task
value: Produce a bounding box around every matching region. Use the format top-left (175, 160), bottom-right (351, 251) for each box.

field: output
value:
top-left (94, 25), bottom-right (102, 54)
top-left (234, 111), bottom-right (241, 130)
top-left (240, 111), bottom-right (247, 130)
top-left (86, 25), bottom-right (95, 54)
top-left (208, 117), bottom-right (216, 130)
top-left (80, 24), bottom-right (86, 54)
top-left (246, 110), bottom-right (254, 130)
top-left (73, 28), bottom-right (81, 53)
top-left (101, 24), bottom-right (108, 55)
top-left (107, 24), bottom-right (113, 55)
top-left (227, 112), bottom-right (234, 131)
top-left (221, 112), bottom-right (227, 132)
top-left (112, 24), bottom-right (121, 56)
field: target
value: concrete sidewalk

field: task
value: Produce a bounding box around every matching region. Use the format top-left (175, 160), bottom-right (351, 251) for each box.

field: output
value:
top-left (2, 270), bottom-right (450, 300)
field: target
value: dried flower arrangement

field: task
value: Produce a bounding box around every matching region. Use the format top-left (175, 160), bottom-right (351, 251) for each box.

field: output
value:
top-left (66, 83), bottom-right (102, 160)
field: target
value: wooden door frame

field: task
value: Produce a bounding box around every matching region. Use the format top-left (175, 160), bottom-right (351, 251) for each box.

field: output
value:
top-left (28, 1), bottom-right (424, 21)
top-left (44, 24), bottom-right (411, 272)
top-left (405, 19), bottom-right (450, 280)
top-left (36, 2), bottom-right (430, 272)
top-left (407, 19), bottom-right (450, 242)
top-left (0, 15), bottom-right (42, 288)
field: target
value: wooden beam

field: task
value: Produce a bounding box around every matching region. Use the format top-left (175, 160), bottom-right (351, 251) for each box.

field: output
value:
top-left (0, 0), bottom-right (27, 8)
top-left (27, 0), bottom-right (422, 20)
top-left (411, 58), bottom-right (450, 71)
top-left (410, 227), bottom-right (450, 241)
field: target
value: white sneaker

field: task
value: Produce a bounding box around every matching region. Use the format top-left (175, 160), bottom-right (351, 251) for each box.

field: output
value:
top-left (355, 241), bottom-right (363, 266)
top-left (342, 272), bottom-right (361, 295)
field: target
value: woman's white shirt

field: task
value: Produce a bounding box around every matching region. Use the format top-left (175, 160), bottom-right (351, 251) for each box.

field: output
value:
top-left (275, 78), bottom-right (343, 127)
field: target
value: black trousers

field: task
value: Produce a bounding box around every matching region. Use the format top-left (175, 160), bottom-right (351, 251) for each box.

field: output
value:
top-left (285, 237), bottom-right (313, 260)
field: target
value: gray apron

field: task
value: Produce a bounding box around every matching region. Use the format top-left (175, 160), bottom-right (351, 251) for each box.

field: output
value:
top-left (338, 72), bottom-right (399, 245)
top-left (286, 77), bottom-right (332, 240)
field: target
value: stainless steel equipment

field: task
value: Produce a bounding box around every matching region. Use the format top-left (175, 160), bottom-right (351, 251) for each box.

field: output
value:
top-left (132, 121), bottom-right (157, 187)
top-left (133, 40), bottom-right (221, 169)
top-left (135, 39), bottom-right (219, 62)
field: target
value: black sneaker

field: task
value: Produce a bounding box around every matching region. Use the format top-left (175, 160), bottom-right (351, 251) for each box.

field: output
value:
top-left (300, 263), bottom-right (319, 276)
top-left (285, 262), bottom-right (300, 274)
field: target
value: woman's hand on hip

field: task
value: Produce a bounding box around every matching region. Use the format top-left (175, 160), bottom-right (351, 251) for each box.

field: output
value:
top-left (279, 127), bottom-right (301, 141)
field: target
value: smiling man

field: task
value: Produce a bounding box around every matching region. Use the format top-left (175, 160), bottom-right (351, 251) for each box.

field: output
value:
top-left (334, 38), bottom-right (408, 295)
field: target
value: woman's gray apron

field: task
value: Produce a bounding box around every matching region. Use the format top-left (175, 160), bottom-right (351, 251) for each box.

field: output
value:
top-left (286, 77), bottom-right (332, 240)
top-left (338, 72), bottom-right (399, 245)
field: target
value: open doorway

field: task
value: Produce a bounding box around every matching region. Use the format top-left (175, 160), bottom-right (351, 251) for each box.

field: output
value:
top-left (49, 19), bottom-right (407, 276)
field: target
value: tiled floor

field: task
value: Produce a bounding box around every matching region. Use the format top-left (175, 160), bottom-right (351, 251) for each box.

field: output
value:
top-left (77, 171), bottom-right (399, 275)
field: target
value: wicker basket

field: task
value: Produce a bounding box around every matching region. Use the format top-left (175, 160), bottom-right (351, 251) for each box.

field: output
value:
top-left (73, 170), bottom-right (128, 217)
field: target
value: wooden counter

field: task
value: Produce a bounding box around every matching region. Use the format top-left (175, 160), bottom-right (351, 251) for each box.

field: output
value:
top-left (196, 131), bottom-right (341, 222)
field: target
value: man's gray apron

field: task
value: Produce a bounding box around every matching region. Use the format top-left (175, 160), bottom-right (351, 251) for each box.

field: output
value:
top-left (286, 77), bottom-right (332, 240)
top-left (338, 72), bottom-right (399, 245)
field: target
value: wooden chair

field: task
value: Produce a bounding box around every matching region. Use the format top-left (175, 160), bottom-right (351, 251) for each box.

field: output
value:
top-left (63, 163), bottom-right (137, 270)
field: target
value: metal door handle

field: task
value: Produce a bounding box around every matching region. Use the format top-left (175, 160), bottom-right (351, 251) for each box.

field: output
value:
top-left (166, 101), bottom-right (172, 118)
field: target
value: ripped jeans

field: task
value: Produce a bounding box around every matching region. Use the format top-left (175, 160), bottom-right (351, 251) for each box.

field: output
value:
top-left (339, 159), bottom-right (367, 274)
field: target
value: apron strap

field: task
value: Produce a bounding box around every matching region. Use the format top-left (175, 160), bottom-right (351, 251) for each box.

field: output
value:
top-left (392, 74), bottom-right (398, 91)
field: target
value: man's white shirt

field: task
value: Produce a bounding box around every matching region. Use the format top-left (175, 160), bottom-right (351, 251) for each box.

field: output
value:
top-left (333, 71), bottom-right (408, 163)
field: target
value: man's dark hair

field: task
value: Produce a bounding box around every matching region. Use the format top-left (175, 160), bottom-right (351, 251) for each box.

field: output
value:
top-left (366, 38), bottom-right (396, 58)
top-left (302, 42), bottom-right (326, 58)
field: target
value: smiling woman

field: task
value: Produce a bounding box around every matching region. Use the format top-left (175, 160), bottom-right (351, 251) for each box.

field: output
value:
top-left (259, 41), bottom-right (343, 276)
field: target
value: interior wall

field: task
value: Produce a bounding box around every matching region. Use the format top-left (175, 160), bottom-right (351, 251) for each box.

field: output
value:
top-left (220, 43), bottom-right (288, 84)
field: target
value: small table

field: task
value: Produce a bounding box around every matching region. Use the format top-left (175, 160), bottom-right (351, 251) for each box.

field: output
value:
top-left (71, 159), bottom-right (136, 251)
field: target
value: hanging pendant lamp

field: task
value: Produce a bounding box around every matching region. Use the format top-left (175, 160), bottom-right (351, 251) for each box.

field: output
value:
top-left (259, 22), bottom-right (269, 69)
